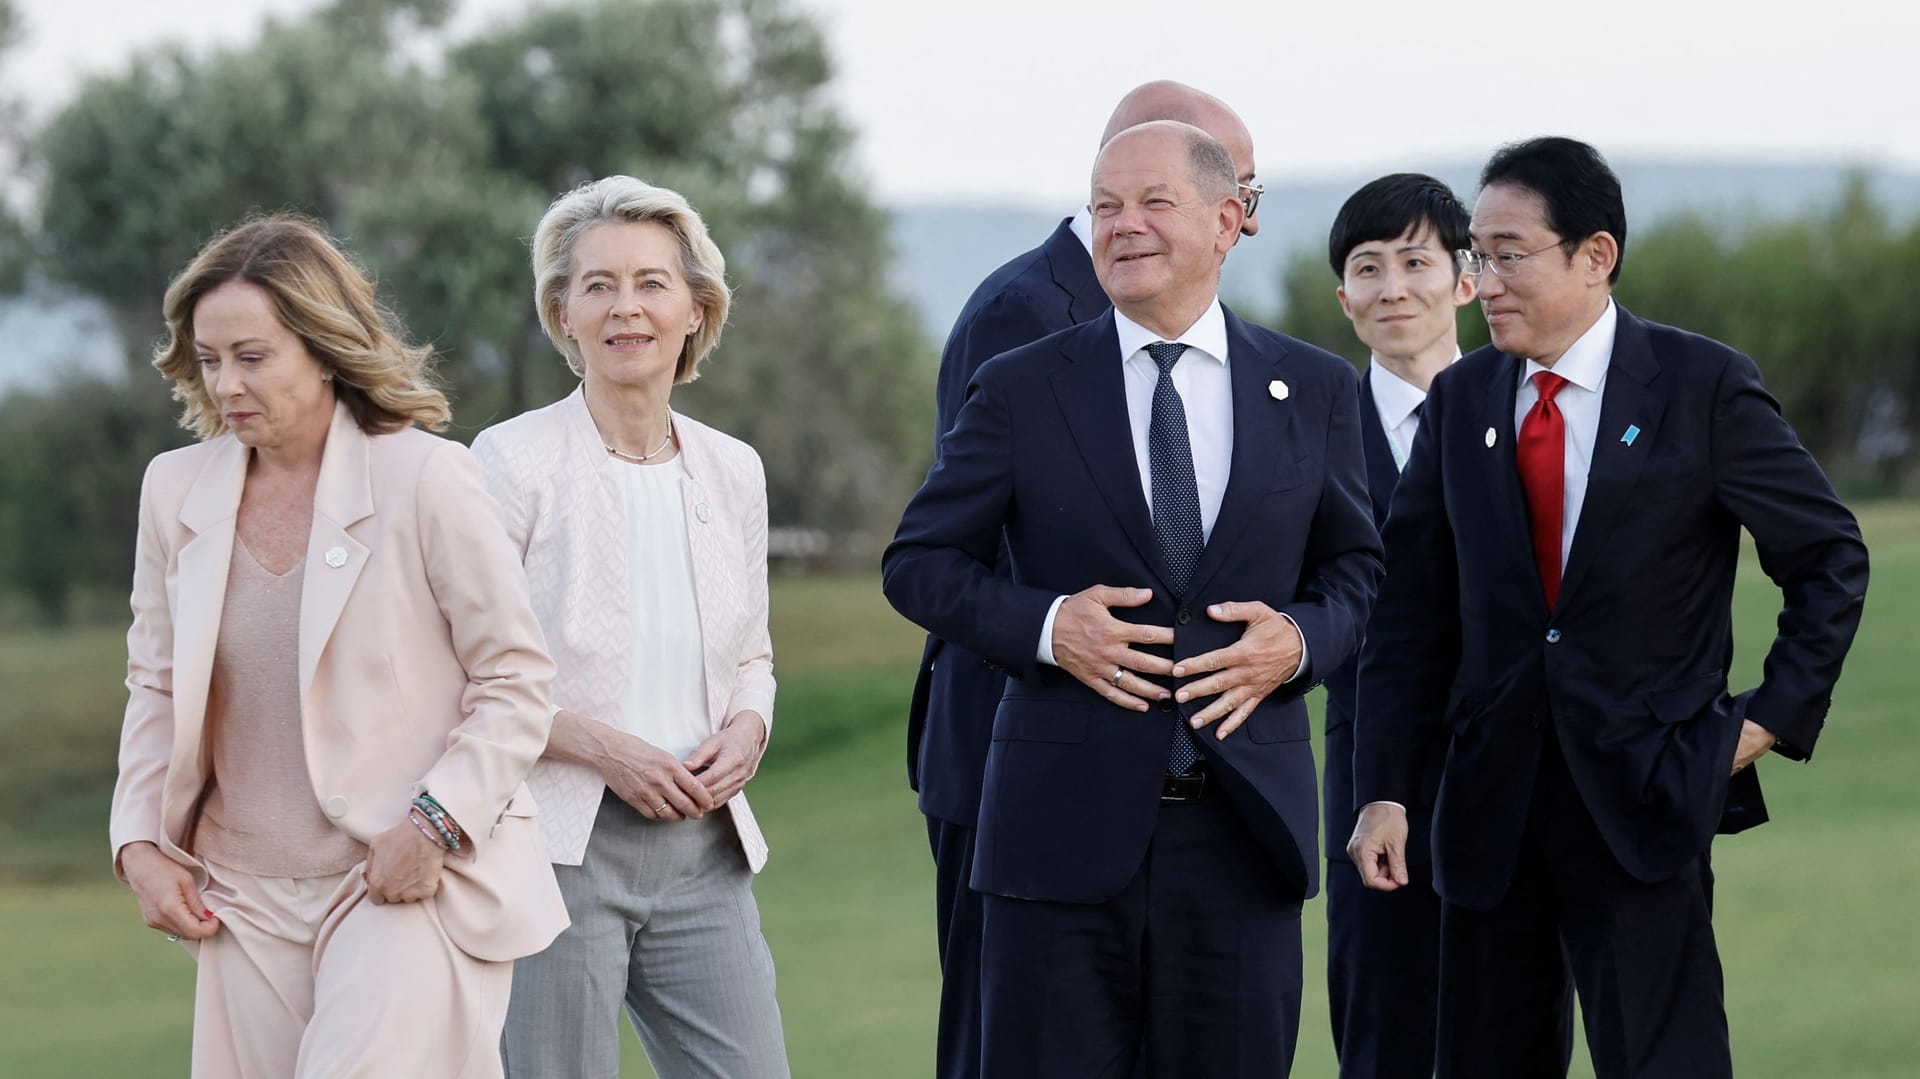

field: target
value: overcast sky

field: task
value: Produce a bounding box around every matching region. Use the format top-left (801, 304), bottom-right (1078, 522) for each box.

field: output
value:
top-left (8, 0), bottom-right (1917, 206)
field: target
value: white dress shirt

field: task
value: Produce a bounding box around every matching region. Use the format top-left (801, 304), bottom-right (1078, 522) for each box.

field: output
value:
top-left (1368, 351), bottom-right (1460, 472)
top-left (1069, 205), bottom-right (1094, 254)
top-left (1514, 300), bottom-right (1617, 571)
top-left (1035, 300), bottom-right (1309, 680)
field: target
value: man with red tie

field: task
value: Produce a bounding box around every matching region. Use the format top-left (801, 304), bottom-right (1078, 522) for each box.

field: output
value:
top-left (1346, 137), bottom-right (1869, 1079)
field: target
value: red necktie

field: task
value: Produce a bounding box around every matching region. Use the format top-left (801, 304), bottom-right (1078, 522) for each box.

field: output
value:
top-left (1516, 371), bottom-right (1569, 607)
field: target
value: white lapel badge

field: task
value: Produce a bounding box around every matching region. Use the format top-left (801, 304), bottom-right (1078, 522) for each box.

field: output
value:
top-left (694, 502), bottom-right (713, 524)
top-left (1485, 427), bottom-right (1498, 449)
top-left (324, 546), bottom-right (348, 568)
top-left (1622, 424), bottom-right (1642, 446)
top-left (1268, 379), bottom-right (1289, 401)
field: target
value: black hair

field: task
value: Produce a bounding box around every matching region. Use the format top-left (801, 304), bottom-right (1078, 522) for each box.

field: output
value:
top-left (1479, 136), bottom-right (1627, 284)
top-left (1327, 173), bottom-right (1470, 279)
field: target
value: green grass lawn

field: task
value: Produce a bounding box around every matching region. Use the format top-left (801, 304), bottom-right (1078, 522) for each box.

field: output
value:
top-left (3, 511), bottom-right (1918, 1076)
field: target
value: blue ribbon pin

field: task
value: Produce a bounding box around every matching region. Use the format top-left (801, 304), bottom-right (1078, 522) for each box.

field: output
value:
top-left (1621, 424), bottom-right (1641, 446)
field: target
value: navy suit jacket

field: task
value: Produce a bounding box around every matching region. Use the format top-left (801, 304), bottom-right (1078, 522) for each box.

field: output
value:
top-left (1322, 372), bottom-right (1444, 867)
top-left (907, 219), bottom-right (1109, 827)
top-left (884, 305), bottom-right (1384, 904)
top-left (1354, 306), bottom-right (1869, 910)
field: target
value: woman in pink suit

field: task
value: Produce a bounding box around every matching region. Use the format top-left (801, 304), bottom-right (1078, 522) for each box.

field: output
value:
top-left (479, 176), bottom-right (790, 1077)
top-left (110, 215), bottom-right (567, 1078)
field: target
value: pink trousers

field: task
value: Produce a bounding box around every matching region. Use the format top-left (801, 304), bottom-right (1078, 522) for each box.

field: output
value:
top-left (187, 858), bottom-right (511, 1078)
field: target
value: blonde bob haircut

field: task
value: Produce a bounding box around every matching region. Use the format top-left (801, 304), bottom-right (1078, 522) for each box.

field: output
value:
top-left (154, 214), bottom-right (450, 439)
top-left (531, 175), bottom-right (731, 383)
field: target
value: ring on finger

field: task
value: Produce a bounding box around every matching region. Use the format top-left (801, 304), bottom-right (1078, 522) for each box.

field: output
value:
top-left (656, 801), bottom-right (671, 814)
top-left (1110, 667), bottom-right (1124, 686)
top-left (165, 933), bottom-right (182, 943)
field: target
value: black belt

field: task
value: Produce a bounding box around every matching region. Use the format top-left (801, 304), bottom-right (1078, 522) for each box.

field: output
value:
top-left (1161, 767), bottom-right (1211, 803)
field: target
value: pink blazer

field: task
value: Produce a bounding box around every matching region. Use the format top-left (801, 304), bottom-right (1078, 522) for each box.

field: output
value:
top-left (110, 402), bottom-right (569, 962)
top-left (472, 387), bottom-right (775, 870)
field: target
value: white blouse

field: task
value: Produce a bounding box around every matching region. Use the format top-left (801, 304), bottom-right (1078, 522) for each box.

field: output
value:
top-left (620, 456), bottom-right (711, 761)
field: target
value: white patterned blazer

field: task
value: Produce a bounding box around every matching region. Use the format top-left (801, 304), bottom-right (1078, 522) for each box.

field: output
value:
top-left (472, 387), bottom-right (774, 869)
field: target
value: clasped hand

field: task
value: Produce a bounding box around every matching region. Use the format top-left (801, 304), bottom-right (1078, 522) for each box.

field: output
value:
top-left (1050, 586), bottom-right (1175, 710)
top-left (365, 821), bottom-right (448, 904)
top-left (1171, 601), bottom-right (1302, 739)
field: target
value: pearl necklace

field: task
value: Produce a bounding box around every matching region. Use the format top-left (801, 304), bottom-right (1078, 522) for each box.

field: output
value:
top-left (603, 412), bottom-right (675, 463)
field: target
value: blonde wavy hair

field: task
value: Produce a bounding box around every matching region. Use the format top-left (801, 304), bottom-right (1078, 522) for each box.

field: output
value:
top-left (531, 176), bottom-right (731, 383)
top-left (154, 214), bottom-right (450, 438)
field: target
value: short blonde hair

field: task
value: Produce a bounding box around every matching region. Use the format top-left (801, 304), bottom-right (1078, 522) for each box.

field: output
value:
top-left (531, 176), bottom-right (731, 383)
top-left (154, 214), bottom-right (449, 438)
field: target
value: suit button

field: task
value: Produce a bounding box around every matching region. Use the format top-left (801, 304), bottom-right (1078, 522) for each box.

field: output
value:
top-left (1545, 629), bottom-right (1562, 644)
top-left (1177, 609), bottom-right (1192, 625)
top-left (323, 796), bottom-right (349, 818)
top-left (1160, 701), bottom-right (1174, 713)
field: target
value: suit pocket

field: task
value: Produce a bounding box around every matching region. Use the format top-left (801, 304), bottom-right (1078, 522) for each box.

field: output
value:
top-left (992, 701), bottom-right (1089, 743)
top-left (1269, 455), bottom-right (1313, 492)
top-left (1647, 673), bottom-right (1727, 725)
top-left (1243, 704), bottom-right (1310, 743)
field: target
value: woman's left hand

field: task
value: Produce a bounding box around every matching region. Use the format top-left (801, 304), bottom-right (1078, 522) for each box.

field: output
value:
top-left (364, 821), bottom-right (449, 904)
top-left (685, 711), bottom-right (768, 806)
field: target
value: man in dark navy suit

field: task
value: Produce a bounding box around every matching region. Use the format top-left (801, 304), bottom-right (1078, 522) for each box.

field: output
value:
top-left (905, 80), bottom-right (1263, 1079)
top-left (886, 121), bottom-right (1381, 1078)
top-left (1348, 138), bottom-right (1870, 1079)
top-left (1319, 173), bottom-right (1489, 1079)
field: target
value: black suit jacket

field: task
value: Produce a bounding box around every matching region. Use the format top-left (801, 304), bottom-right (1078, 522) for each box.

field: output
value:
top-left (884, 306), bottom-right (1384, 904)
top-left (907, 219), bottom-right (1109, 827)
top-left (1323, 372), bottom-right (1444, 866)
top-left (1354, 305), bottom-right (1869, 910)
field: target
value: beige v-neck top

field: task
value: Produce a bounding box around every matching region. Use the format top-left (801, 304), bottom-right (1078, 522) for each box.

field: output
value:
top-left (193, 542), bottom-right (366, 878)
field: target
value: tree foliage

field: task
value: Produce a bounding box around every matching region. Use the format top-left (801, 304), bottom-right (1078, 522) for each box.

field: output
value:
top-left (12, 0), bottom-right (933, 621)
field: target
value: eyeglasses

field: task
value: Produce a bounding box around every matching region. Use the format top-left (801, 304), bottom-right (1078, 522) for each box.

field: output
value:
top-left (1237, 180), bottom-right (1264, 218)
top-left (1455, 241), bottom-right (1565, 278)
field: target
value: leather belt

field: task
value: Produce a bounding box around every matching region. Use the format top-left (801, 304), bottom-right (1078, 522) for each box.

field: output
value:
top-left (1161, 768), bottom-right (1210, 803)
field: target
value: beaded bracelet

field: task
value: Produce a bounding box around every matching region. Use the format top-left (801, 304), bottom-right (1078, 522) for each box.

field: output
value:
top-left (406, 809), bottom-right (448, 850)
top-left (410, 793), bottom-right (464, 852)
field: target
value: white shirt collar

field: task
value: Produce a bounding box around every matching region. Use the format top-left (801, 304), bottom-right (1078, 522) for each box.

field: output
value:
top-left (1523, 299), bottom-right (1616, 393)
top-left (1069, 205), bottom-right (1094, 255)
top-left (1113, 298), bottom-right (1229, 367)
top-left (1366, 349), bottom-right (1460, 428)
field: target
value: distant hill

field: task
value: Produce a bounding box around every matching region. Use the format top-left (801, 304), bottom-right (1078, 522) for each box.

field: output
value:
top-left (885, 161), bottom-right (1920, 342)
top-left (9, 161), bottom-right (1920, 397)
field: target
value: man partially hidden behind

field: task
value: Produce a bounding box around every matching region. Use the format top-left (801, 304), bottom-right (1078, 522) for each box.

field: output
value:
top-left (905, 80), bottom-right (1262, 1079)
top-left (1321, 173), bottom-right (1500, 1079)
top-left (1348, 137), bottom-right (1869, 1079)
top-left (886, 121), bottom-right (1381, 1077)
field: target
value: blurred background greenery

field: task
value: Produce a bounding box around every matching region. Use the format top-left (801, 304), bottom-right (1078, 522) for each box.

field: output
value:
top-left (1, 0), bottom-right (1917, 1074)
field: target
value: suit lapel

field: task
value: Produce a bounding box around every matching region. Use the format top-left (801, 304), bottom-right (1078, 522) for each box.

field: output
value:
top-left (166, 436), bottom-right (248, 818)
top-left (1186, 310), bottom-right (1291, 599)
top-left (1557, 308), bottom-right (1667, 609)
top-left (1044, 222), bottom-right (1108, 324)
top-left (672, 416), bottom-right (726, 730)
top-left (1357, 372), bottom-right (1399, 525)
top-left (1475, 353), bottom-right (1538, 586)
top-left (1048, 313), bottom-right (1167, 590)
top-left (298, 404), bottom-right (375, 709)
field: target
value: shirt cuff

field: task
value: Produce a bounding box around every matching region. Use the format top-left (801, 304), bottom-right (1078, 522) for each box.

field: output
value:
top-left (1037, 595), bottom-right (1068, 665)
top-left (1362, 800), bottom-right (1408, 814)
top-left (1278, 612), bottom-right (1309, 684)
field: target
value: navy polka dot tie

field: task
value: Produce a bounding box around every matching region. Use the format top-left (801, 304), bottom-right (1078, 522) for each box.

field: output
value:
top-left (1146, 341), bottom-right (1204, 774)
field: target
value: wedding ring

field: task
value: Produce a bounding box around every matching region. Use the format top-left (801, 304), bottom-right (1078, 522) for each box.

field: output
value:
top-left (1110, 667), bottom-right (1124, 686)
top-left (655, 801), bottom-right (670, 814)
top-left (166, 933), bottom-right (182, 942)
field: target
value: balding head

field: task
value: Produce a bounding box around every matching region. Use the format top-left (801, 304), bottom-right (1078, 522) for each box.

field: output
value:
top-left (1101, 81), bottom-right (1258, 236)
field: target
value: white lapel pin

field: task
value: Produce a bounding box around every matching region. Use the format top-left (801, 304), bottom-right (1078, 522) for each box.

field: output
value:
top-left (1268, 379), bottom-right (1289, 401)
top-left (1622, 424), bottom-right (1641, 446)
top-left (695, 502), bottom-right (712, 523)
top-left (1485, 427), bottom-right (1498, 449)
top-left (324, 546), bottom-right (348, 568)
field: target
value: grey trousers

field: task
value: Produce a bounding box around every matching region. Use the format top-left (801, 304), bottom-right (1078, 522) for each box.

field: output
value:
top-left (501, 791), bottom-right (790, 1079)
